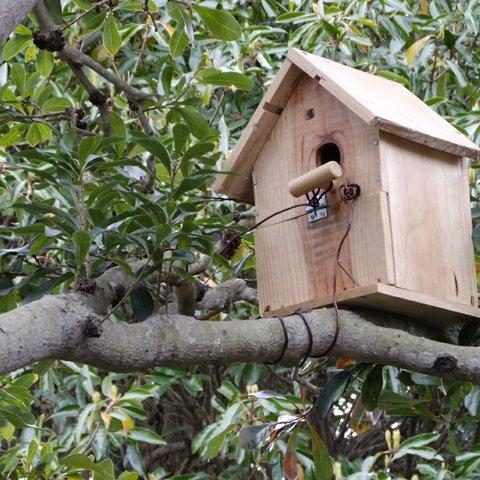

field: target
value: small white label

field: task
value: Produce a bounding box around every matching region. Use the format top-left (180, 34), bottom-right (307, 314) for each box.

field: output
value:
top-left (306, 193), bottom-right (328, 223)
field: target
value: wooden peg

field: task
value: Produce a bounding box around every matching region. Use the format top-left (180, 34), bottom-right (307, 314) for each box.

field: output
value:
top-left (288, 161), bottom-right (342, 197)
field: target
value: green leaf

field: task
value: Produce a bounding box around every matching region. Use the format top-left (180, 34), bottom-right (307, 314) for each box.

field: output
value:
top-left (125, 445), bottom-right (146, 476)
top-left (108, 111), bottom-right (126, 138)
top-left (10, 64), bottom-right (26, 96)
top-left (321, 19), bottom-right (340, 39)
top-left (375, 70), bottom-right (411, 88)
top-left (2, 34), bottom-right (33, 61)
top-left (73, 230), bottom-right (91, 269)
top-left (130, 286), bottom-right (154, 322)
top-left (78, 136), bottom-right (103, 164)
top-left (378, 392), bottom-right (438, 420)
top-left (176, 108), bottom-right (211, 139)
top-left (314, 364), bottom-right (367, 419)
top-left (193, 6), bottom-right (241, 41)
top-left (399, 433), bottom-right (440, 449)
top-left (44, 0), bottom-right (63, 23)
top-left (207, 425), bottom-right (234, 459)
top-left (118, 473), bottom-right (139, 480)
top-left (361, 365), bottom-right (384, 411)
top-left (308, 423), bottom-right (333, 480)
top-left (161, 65), bottom-right (174, 96)
top-left (183, 142), bottom-right (214, 162)
top-left (36, 49), bottom-right (54, 77)
top-left (169, 21), bottom-right (189, 58)
top-left (26, 123), bottom-right (52, 147)
top-left (103, 13), bottom-right (122, 55)
top-left (175, 175), bottom-right (209, 198)
top-left (60, 454), bottom-right (115, 480)
top-left (173, 123), bottom-right (190, 153)
top-left (0, 405), bottom-right (35, 428)
top-left (42, 97), bottom-right (72, 112)
top-left (198, 69), bottom-right (254, 90)
top-left (128, 427), bottom-right (166, 445)
top-left (394, 447), bottom-right (443, 461)
top-left (445, 59), bottom-right (467, 88)
top-left (134, 136), bottom-right (171, 171)
top-left (22, 272), bottom-right (74, 303)
top-left (10, 373), bottom-right (38, 389)
top-left (80, 10), bottom-right (107, 34)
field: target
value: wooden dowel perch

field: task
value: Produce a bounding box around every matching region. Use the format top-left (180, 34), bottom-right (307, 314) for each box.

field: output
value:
top-left (288, 161), bottom-right (343, 197)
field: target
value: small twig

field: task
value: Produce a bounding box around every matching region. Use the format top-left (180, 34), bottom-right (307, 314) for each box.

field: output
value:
top-left (99, 247), bottom-right (160, 323)
top-left (61, 0), bottom-right (110, 32)
top-left (143, 0), bottom-right (158, 32)
top-left (208, 89), bottom-right (226, 126)
top-left (291, 366), bottom-right (321, 394)
top-left (129, 26), bottom-right (150, 81)
top-left (9, 111), bottom-right (68, 120)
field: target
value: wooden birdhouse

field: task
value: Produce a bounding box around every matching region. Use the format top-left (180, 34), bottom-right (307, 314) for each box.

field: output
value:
top-left (213, 48), bottom-right (480, 326)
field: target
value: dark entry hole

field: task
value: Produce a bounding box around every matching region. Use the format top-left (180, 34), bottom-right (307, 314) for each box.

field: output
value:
top-left (317, 142), bottom-right (341, 166)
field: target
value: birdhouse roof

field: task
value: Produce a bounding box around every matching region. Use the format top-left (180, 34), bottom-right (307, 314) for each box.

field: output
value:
top-left (213, 48), bottom-right (480, 204)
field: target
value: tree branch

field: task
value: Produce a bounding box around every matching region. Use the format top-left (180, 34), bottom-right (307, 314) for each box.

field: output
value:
top-left (32, 2), bottom-right (155, 103)
top-left (1, 284), bottom-right (479, 383)
top-left (196, 278), bottom-right (257, 318)
top-left (0, 0), bottom-right (37, 43)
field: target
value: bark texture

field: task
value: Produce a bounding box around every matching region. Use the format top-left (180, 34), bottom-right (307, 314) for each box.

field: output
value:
top-left (1, 286), bottom-right (479, 383)
top-left (0, 0), bottom-right (37, 43)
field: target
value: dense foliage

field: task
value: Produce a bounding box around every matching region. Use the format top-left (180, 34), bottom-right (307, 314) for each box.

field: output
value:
top-left (1, 0), bottom-right (480, 478)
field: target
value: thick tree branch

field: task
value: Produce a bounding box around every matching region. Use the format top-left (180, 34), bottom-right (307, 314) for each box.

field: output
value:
top-left (197, 278), bottom-right (258, 318)
top-left (1, 286), bottom-right (480, 383)
top-left (0, 0), bottom-right (37, 43)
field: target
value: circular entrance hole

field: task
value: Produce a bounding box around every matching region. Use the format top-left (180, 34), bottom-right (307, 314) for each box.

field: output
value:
top-left (317, 142), bottom-right (341, 166)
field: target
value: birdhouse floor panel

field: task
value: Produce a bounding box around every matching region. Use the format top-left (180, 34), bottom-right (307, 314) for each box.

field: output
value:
top-left (261, 283), bottom-right (480, 328)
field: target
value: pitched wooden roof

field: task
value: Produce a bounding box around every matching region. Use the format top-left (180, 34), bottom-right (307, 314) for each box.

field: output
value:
top-left (213, 48), bottom-right (480, 204)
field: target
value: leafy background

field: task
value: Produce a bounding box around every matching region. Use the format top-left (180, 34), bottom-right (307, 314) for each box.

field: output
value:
top-left (1, 0), bottom-right (480, 478)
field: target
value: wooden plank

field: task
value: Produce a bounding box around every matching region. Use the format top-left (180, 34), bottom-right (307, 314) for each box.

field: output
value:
top-left (350, 191), bottom-right (396, 287)
top-left (263, 283), bottom-right (480, 327)
top-left (254, 75), bottom-right (389, 313)
top-left (380, 132), bottom-right (477, 307)
top-left (212, 109), bottom-right (279, 204)
top-left (212, 60), bottom-right (303, 203)
top-left (460, 157), bottom-right (478, 307)
top-left (374, 117), bottom-right (480, 159)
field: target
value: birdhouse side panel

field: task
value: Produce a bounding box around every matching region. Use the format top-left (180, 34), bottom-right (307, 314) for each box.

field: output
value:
top-left (380, 131), bottom-right (477, 307)
top-left (253, 74), bottom-right (394, 313)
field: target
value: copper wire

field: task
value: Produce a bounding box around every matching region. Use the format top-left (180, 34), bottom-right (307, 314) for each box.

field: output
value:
top-left (317, 181), bottom-right (361, 358)
top-left (295, 310), bottom-right (314, 367)
top-left (217, 181), bottom-right (361, 364)
top-left (219, 185), bottom-right (334, 255)
top-left (266, 316), bottom-right (288, 364)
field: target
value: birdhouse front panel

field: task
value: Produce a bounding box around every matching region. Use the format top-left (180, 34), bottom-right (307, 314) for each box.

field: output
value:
top-left (253, 74), bottom-right (394, 314)
top-left (213, 48), bottom-right (480, 325)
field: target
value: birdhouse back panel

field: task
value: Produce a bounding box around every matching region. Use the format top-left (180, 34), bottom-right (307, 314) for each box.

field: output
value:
top-left (253, 74), bottom-right (394, 314)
